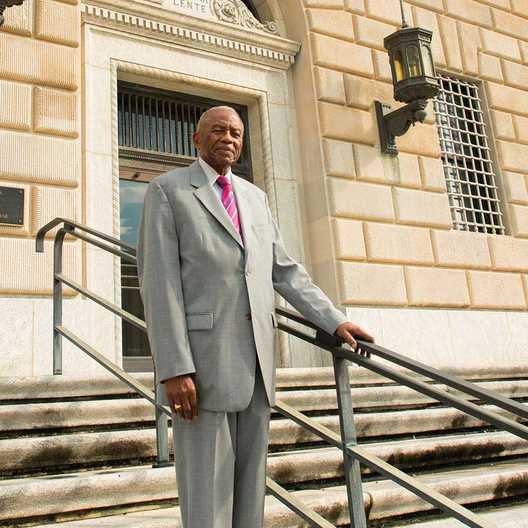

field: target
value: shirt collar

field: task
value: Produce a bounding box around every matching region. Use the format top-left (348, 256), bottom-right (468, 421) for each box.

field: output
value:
top-left (198, 157), bottom-right (233, 185)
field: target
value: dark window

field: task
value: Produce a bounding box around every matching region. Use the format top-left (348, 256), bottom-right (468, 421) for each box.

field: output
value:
top-left (117, 82), bottom-right (254, 368)
top-left (433, 75), bottom-right (505, 235)
top-left (117, 81), bottom-right (253, 181)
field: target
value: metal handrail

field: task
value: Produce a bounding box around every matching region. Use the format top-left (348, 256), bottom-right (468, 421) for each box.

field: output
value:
top-left (35, 218), bottom-right (528, 528)
top-left (274, 401), bottom-right (493, 528)
top-left (35, 217), bottom-right (136, 254)
top-left (37, 221), bottom-right (172, 468)
top-left (35, 218), bottom-right (335, 527)
top-left (275, 306), bottom-right (528, 441)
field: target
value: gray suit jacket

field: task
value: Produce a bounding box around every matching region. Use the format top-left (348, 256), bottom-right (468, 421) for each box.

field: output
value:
top-left (137, 161), bottom-right (347, 411)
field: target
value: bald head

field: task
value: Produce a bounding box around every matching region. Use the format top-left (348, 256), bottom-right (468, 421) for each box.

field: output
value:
top-left (196, 106), bottom-right (243, 134)
top-left (193, 106), bottom-right (245, 175)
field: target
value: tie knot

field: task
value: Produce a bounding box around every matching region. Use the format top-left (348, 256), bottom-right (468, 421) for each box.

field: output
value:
top-left (216, 175), bottom-right (231, 188)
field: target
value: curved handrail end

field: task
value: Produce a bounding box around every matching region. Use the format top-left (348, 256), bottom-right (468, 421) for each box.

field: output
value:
top-left (36, 218), bottom-right (72, 253)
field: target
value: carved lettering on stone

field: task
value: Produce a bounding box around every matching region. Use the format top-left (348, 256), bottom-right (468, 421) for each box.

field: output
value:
top-left (171, 0), bottom-right (209, 16)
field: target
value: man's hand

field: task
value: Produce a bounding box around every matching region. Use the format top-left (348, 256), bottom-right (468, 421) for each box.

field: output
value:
top-left (163, 374), bottom-right (198, 422)
top-left (335, 322), bottom-right (375, 358)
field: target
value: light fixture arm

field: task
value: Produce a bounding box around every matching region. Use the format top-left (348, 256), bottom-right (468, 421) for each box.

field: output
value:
top-left (399, 0), bottom-right (408, 28)
top-left (375, 99), bottom-right (428, 155)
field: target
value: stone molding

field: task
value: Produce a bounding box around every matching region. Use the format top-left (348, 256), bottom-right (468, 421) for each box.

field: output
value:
top-left (81, 2), bottom-right (299, 70)
top-left (109, 62), bottom-right (122, 357)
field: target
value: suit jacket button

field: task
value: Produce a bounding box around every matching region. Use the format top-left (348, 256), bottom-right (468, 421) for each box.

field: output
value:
top-left (246, 312), bottom-right (252, 320)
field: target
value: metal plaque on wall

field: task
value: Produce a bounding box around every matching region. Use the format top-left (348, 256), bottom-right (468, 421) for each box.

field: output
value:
top-left (0, 186), bottom-right (24, 226)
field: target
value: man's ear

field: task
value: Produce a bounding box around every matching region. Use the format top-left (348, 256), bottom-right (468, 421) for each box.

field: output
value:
top-left (192, 131), bottom-right (200, 151)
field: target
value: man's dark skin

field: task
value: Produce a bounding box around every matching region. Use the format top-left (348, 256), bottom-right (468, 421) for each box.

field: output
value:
top-left (163, 107), bottom-right (375, 422)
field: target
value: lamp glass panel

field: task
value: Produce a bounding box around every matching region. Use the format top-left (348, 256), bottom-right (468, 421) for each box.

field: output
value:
top-left (394, 50), bottom-right (405, 82)
top-left (406, 45), bottom-right (422, 78)
top-left (423, 45), bottom-right (435, 77)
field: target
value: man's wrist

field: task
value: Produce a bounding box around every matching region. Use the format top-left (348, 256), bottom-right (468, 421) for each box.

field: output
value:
top-left (161, 371), bottom-right (196, 384)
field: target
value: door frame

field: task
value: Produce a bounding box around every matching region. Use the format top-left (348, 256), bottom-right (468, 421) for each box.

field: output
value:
top-left (83, 22), bottom-right (303, 370)
top-left (118, 86), bottom-right (256, 372)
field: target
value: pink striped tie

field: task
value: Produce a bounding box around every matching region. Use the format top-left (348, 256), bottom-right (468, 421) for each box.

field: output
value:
top-left (216, 175), bottom-right (241, 236)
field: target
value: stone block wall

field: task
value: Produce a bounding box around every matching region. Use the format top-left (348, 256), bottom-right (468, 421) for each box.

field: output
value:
top-left (304, 0), bottom-right (528, 311)
top-left (0, 0), bottom-right (81, 294)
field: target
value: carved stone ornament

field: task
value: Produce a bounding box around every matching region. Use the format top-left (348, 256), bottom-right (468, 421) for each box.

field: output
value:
top-left (212, 0), bottom-right (278, 34)
top-left (0, 0), bottom-right (25, 27)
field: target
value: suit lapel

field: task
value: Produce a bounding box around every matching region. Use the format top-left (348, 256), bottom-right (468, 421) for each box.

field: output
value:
top-left (190, 161), bottom-right (244, 250)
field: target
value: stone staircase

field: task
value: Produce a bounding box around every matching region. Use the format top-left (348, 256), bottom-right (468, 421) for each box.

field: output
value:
top-left (1, 366), bottom-right (528, 527)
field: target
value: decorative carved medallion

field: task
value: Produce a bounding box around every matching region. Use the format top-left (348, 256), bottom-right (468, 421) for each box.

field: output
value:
top-left (0, 0), bottom-right (25, 27)
top-left (212, 0), bottom-right (277, 33)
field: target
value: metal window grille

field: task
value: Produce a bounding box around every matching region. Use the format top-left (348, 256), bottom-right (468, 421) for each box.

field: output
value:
top-left (433, 75), bottom-right (505, 234)
top-left (118, 86), bottom-right (201, 157)
top-left (117, 82), bottom-right (253, 180)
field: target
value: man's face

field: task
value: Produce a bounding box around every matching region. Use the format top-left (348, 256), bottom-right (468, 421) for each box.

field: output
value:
top-left (193, 109), bottom-right (244, 174)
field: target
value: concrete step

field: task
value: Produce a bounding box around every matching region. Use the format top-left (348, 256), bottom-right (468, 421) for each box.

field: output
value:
top-left (1, 433), bottom-right (527, 522)
top-left (2, 379), bottom-right (527, 433)
top-left (5, 427), bottom-right (526, 483)
top-left (267, 459), bottom-right (528, 524)
top-left (270, 403), bottom-right (525, 445)
top-left (268, 431), bottom-right (528, 483)
top-left (2, 402), bottom-right (525, 474)
top-left (2, 366), bottom-right (527, 401)
top-left (0, 369), bottom-right (360, 401)
top-left (12, 460), bottom-right (528, 526)
top-left (392, 502), bottom-right (528, 527)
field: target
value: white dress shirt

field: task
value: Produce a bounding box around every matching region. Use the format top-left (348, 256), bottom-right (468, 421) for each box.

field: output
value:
top-left (197, 157), bottom-right (243, 242)
top-left (198, 157), bottom-right (233, 203)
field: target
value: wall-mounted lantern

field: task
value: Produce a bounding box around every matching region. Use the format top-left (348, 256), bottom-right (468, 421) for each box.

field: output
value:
top-left (375, 0), bottom-right (440, 155)
top-left (0, 0), bottom-right (25, 27)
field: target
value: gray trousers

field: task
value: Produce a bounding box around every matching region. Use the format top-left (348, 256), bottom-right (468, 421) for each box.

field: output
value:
top-left (172, 361), bottom-right (271, 528)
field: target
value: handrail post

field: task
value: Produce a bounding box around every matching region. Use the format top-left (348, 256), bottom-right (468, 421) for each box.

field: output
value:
top-left (317, 331), bottom-right (367, 528)
top-left (334, 354), bottom-right (368, 527)
top-left (52, 228), bottom-right (69, 375)
top-left (153, 371), bottom-right (171, 468)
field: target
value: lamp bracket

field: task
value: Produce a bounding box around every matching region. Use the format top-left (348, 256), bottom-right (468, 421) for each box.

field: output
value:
top-left (375, 99), bottom-right (428, 155)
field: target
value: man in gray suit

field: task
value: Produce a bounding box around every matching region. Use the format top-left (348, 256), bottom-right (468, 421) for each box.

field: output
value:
top-left (137, 106), bottom-right (373, 528)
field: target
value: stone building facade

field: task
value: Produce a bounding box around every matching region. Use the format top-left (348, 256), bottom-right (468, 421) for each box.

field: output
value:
top-left (1, 0), bottom-right (527, 377)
